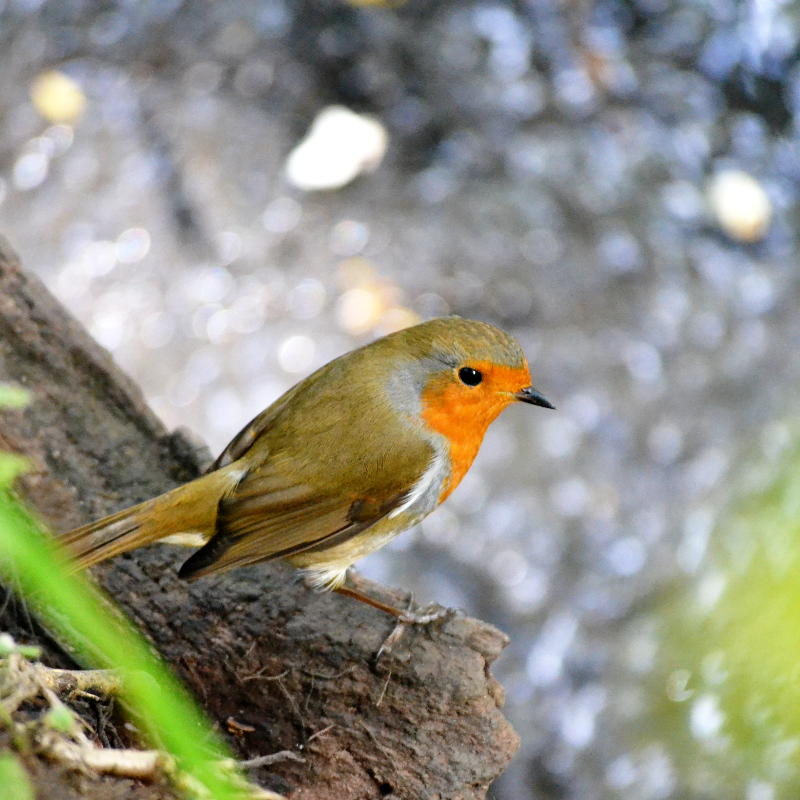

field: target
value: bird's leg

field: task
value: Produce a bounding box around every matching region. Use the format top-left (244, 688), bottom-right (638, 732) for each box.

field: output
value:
top-left (334, 573), bottom-right (455, 660)
top-left (334, 583), bottom-right (408, 618)
top-left (335, 572), bottom-right (452, 624)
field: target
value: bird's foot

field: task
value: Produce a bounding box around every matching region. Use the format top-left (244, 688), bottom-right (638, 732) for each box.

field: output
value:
top-left (398, 604), bottom-right (453, 625)
top-left (376, 595), bottom-right (457, 661)
top-left (331, 575), bottom-right (458, 660)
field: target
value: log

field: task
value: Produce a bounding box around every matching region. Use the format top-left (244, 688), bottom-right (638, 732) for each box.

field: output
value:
top-left (0, 238), bottom-right (519, 799)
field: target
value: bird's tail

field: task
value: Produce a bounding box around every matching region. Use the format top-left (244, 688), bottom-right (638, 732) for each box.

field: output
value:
top-left (59, 469), bottom-right (238, 570)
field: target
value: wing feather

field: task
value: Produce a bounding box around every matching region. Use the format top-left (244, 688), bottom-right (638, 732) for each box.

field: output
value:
top-left (178, 465), bottom-right (405, 580)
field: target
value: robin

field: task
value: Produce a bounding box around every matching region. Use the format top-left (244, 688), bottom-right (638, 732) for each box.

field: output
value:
top-left (62, 316), bottom-right (553, 632)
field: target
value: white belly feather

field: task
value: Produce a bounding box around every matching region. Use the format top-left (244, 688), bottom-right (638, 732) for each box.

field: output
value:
top-left (296, 439), bottom-right (450, 590)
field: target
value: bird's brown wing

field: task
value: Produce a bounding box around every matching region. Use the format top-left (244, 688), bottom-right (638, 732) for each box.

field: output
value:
top-left (177, 464), bottom-right (407, 580)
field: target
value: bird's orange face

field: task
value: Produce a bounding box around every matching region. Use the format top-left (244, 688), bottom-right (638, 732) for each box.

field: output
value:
top-left (420, 359), bottom-right (534, 501)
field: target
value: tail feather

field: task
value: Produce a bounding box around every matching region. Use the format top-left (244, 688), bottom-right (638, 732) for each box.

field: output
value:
top-left (59, 497), bottom-right (161, 569)
top-left (60, 469), bottom-right (238, 570)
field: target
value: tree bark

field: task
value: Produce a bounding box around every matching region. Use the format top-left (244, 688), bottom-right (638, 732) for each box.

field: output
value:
top-left (0, 238), bottom-right (519, 799)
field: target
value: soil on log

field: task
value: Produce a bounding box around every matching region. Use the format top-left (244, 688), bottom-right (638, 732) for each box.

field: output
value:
top-left (0, 237), bottom-right (519, 799)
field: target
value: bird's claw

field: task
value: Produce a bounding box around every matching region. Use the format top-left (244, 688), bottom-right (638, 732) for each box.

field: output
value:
top-left (376, 598), bottom-right (459, 661)
top-left (398, 604), bottom-right (454, 625)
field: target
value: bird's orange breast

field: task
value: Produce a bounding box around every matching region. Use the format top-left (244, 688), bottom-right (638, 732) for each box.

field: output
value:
top-left (420, 361), bottom-right (529, 502)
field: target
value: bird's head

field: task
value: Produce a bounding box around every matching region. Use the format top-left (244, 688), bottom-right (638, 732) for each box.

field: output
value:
top-left (376, 316), bottom-right (553, 449)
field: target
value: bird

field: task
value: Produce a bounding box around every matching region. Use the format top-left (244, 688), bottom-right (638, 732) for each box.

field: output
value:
top-left (60, 316), bottom-right (553, 627)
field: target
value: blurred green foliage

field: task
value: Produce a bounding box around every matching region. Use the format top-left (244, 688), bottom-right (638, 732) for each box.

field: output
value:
top-left (646, 442), bottom-right (800, 797)
top-left (0, 753), bottom-right (34, 800)
top-left (0, 384), bottom-right (31, 409)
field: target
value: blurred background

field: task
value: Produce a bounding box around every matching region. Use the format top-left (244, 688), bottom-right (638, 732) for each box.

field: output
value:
top-left (2, 1), bottom-right (800, 798)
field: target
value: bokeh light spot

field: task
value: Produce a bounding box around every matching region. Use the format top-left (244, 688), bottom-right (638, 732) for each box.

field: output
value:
top-left (30, 70), bottom-right (86, 123)
top-left (278, 335), bottom-right (316, 374)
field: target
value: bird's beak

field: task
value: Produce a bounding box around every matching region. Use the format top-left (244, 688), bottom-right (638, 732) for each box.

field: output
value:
top-left (515, 386), bottom-right (555, 409)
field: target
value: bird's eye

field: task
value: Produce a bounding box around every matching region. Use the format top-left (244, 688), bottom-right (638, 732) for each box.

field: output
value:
top-left (458, 366), bottom-right (482, 386)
